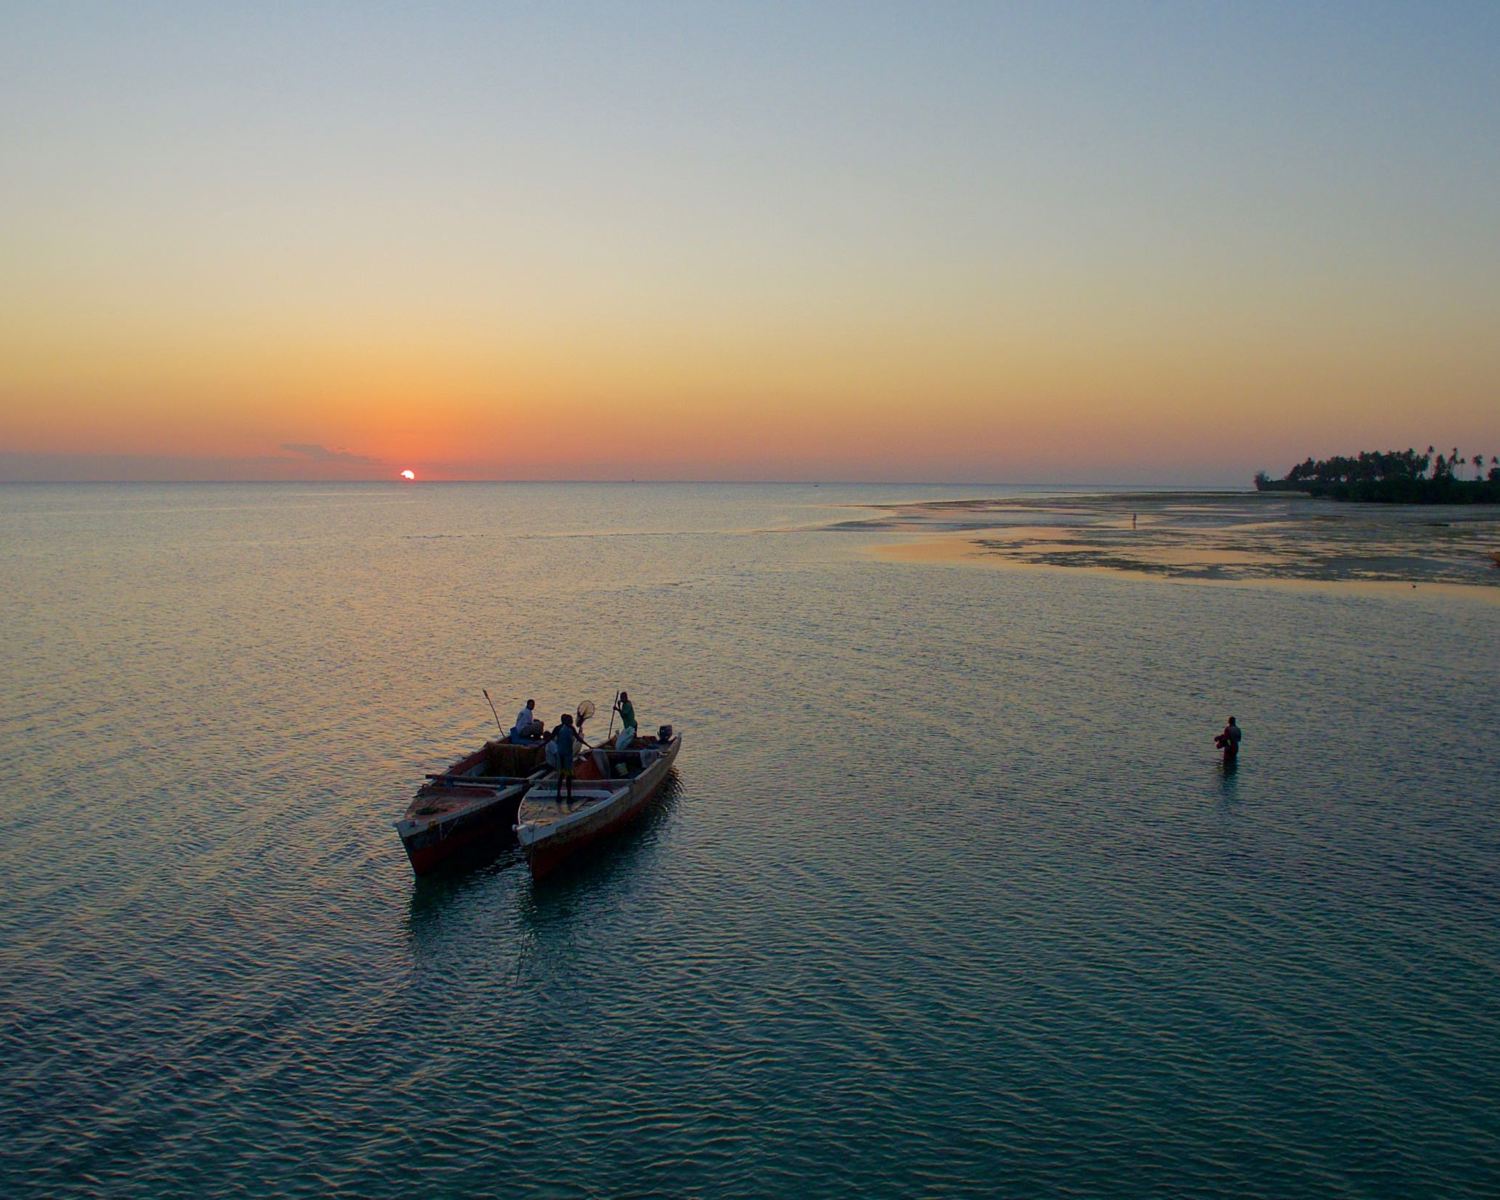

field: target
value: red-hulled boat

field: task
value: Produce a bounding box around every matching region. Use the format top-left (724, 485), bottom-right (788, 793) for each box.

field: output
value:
top-left (514, 728), bottom-right (682, 880)
top-left (395, 739), bottom-right (547, 875)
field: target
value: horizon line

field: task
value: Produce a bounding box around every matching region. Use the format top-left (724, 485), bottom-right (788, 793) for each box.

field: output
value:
top-left (0, 477), bottom-right (1255, 489)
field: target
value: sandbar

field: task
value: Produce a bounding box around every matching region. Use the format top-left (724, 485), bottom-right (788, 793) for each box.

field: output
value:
top-left (849, 491), bottom-right (1500, 600)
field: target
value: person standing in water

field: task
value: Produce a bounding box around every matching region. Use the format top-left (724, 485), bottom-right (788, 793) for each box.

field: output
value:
top-left (1214, 716), bottom-right (1243, 765)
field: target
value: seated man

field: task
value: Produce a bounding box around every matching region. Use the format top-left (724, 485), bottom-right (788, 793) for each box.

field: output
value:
top-left (510, 698), bottom-right (543, 743)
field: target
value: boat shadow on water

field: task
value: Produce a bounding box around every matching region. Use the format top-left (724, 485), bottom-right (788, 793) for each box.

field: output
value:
top-left (404, 838), bottom-right (521, 929)
top-left (406, 823), bottom-right (520, 888)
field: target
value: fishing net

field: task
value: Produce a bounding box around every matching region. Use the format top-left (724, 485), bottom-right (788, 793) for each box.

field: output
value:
top-left (576, 700), bottom-right (596, 721)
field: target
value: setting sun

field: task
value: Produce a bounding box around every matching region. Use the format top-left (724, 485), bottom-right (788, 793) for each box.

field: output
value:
top-left (400, 469), bottom-right (416, 481)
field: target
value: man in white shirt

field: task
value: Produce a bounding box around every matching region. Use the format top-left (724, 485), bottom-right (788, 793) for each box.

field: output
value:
top-left (511, 699), bottom-right (542, 742)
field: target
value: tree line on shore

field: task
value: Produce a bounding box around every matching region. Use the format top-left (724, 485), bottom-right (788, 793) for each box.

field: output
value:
top-left (1254, 446), bottom-right (1500, 503)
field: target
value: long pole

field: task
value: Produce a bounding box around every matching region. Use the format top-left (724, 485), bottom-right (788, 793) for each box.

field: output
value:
top-left (482, 689), bottom-right (505, 738)
top-left (606, 690), bottom-right (620, 740)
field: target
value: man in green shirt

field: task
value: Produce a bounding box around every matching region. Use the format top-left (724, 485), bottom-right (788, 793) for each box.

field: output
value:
top-left (614, 691), bottom-right (637, 740)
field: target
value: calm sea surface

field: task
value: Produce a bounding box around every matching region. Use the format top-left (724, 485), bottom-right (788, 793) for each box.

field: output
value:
top-left (3, 482), bottom-right (1498, 1198)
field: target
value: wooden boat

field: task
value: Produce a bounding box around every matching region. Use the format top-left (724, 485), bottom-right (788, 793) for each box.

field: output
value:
top-left (395, 739), bottom-right (547, 875)
top-left (514, 729), bottom-right (682, 880)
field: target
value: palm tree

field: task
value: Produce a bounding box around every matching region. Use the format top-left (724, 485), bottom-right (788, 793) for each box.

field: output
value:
top-left (1474, 453), bottom-right (1485, 480)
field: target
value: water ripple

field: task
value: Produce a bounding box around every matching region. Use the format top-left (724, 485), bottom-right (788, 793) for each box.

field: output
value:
top-left (2, 483), bottom-right (1497, 1198)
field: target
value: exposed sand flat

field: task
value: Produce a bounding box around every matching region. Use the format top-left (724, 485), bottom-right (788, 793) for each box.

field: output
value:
top-left (857, 491), bottom-right (1500, 598)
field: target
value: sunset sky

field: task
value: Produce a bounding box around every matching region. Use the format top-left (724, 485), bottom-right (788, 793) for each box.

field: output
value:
top-left (3, 2), bottom-right (1498, 483)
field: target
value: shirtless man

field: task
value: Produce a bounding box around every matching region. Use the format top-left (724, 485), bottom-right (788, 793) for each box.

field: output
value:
top-left (1214, 716), bottom-right (1243, 764)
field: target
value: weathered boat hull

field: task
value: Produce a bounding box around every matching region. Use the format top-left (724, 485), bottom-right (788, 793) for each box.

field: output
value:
top-left (396, 740), bottom-right (545, 876)
top-left (519, 736), bottom-right (681, 881)
top-left (398, 787), bottom-right (525, 874)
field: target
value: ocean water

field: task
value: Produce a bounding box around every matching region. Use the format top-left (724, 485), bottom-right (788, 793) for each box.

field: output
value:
top-left (2, 482), bottom-right (1498, 1199)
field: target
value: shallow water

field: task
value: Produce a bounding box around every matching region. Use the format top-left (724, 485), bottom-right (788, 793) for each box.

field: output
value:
top-left (3, 483), bottom-right (1498, 1198)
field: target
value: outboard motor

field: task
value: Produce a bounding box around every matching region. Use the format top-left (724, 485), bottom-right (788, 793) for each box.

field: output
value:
top-left (657, 724), bottom-right (673, 744)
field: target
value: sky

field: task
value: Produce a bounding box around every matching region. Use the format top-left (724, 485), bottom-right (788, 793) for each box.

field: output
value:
top-left (3, 1), bottom-right (1498, 483)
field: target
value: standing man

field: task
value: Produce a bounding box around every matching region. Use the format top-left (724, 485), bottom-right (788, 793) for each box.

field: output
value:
top-left (614, 690), bottom-right (637, 742)
top-left (1214, 716), bottom-right (1243, 765)
top-left (552, 712), bottom-right (591, 804)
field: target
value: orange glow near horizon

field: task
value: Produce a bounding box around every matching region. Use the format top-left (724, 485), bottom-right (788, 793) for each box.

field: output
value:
top-left (2, 7), bottom-right (1497, 484)
top-left (4, 312), bottom-right (1495, 483)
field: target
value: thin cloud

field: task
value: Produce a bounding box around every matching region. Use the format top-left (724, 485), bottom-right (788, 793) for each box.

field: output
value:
top-left (279, 443), bottom-right (380, 466)
top-left (0, 452), bottom-right (388, 481)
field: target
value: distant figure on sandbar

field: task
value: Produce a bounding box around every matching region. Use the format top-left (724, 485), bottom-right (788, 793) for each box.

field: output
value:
top-left (1214, 716), bottom-right (1242, 766)
top-left (510, 698), bottom-right (543, 742)
top-left (1132, 512), bottom-right (1138, 530)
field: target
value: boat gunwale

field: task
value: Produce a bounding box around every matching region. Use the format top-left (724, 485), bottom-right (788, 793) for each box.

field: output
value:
top-left (394, 777), bottom-right (534, 835)
top-left (395, 739), bottom-right (550, 834)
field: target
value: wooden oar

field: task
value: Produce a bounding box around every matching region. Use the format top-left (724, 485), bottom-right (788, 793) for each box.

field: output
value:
top-left (482, 688), bottom-right (506, 738)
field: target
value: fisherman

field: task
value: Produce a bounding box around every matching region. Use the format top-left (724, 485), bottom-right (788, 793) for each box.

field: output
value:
top-left (1214, 716), bottom-right (1243, 765)
top-left (551, 712), bottom-right (591, 803)
top-left (510, 698), bottom-right (542, 743)
top-left (614, 690), bottom-right (637, 741)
